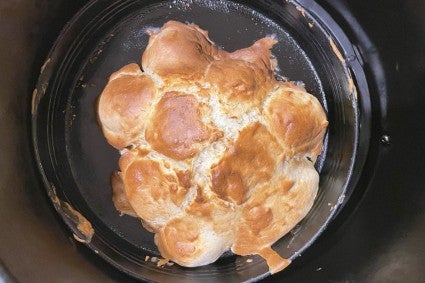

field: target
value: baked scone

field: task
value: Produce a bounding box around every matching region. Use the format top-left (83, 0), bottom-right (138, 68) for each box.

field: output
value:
top-left (98, 20), bottom-right (328, 273)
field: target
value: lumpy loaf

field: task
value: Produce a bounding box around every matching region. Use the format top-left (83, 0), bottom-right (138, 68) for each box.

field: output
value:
top-left (98, 21), bottom-right (328, 273)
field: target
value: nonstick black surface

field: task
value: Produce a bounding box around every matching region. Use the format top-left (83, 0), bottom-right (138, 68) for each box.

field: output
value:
top-left (2, 0), bottom-right (425, 282)
top-left (30, 0), bottom-right (367, 282)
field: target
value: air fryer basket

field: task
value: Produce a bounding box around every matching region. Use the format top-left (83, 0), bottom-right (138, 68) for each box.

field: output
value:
top-left (32, 0), bottom-right (370, 281)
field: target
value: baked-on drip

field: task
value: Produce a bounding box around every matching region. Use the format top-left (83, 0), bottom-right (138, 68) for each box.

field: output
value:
top-left (98, 20), bottom-right (328, 273)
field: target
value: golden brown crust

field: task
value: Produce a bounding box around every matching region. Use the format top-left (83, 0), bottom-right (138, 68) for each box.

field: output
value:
top-left (232, 158), bottom-right (319, 272)
top-left (211, 122), bottom-right (283, 205)
top-left (146, 91), bottom-right (223, 160)
top-left (264, 82), bottom-right (328, 159)
top-left (142, 21), bottom-right (225, 83)
top-left (97, 21), bottom-right (328, 272)
top-left (228, 37), bottom-right (278, 75)
top-left (154, 215), bottom-right (230, 267)
top-left (98, 63), bottom-right (157, 149)
top-left (155, 216), bottom-right (201, 264)
top-left (202, 37), bottom-right (277, 115)
top-left (204, 59), bottom-right (273, 109)
top-left (118, 150), bottom-right (190, 230)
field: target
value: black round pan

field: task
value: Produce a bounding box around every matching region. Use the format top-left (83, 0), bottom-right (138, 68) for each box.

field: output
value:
top-left (32, 0), bottom-right (370, 281)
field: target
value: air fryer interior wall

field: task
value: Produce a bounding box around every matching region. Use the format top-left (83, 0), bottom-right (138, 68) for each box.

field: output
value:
top-left (1, 0), bottom-right (424, 282)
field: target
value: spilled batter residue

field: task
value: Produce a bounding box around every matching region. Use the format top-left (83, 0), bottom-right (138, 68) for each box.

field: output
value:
top-left (31, 88), bottom-right (38, 115)
top-left (347, 76), bottom-right (358, 99)
top-left (40, 58), bottom-right (51, 74)
top-left (329, 39), bottom-right (359, 100)
top-left (329, 38), bottom-right (345, 63)
top-left (49, 186), bottom-right (94, 243)
top-left (295, 5), bottom-right (306, 17)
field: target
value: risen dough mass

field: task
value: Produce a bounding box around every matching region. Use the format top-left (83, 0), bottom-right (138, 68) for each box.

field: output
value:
top-left (98, 20), bottom-right (328, 273)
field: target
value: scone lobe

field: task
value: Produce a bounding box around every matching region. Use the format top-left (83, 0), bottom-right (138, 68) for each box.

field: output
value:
top-left (154, 215), bottom-right (231, 267)
top-left (142, 21), bottom-right (225, 82)
top-left (117, 149), bottom-right (192, 230)
top-left (203, 37), bottom-right (277, 114)
top-left (264, 82), bottom-right (328, 160)
top-left (228, 37), bottom-right (278, 77)
top-left (98, 63), bottom-right (157, 149)
top-left (210, 122), bottom-right (284, 205)
top-left (146, 91), bottom-right (223, 161)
